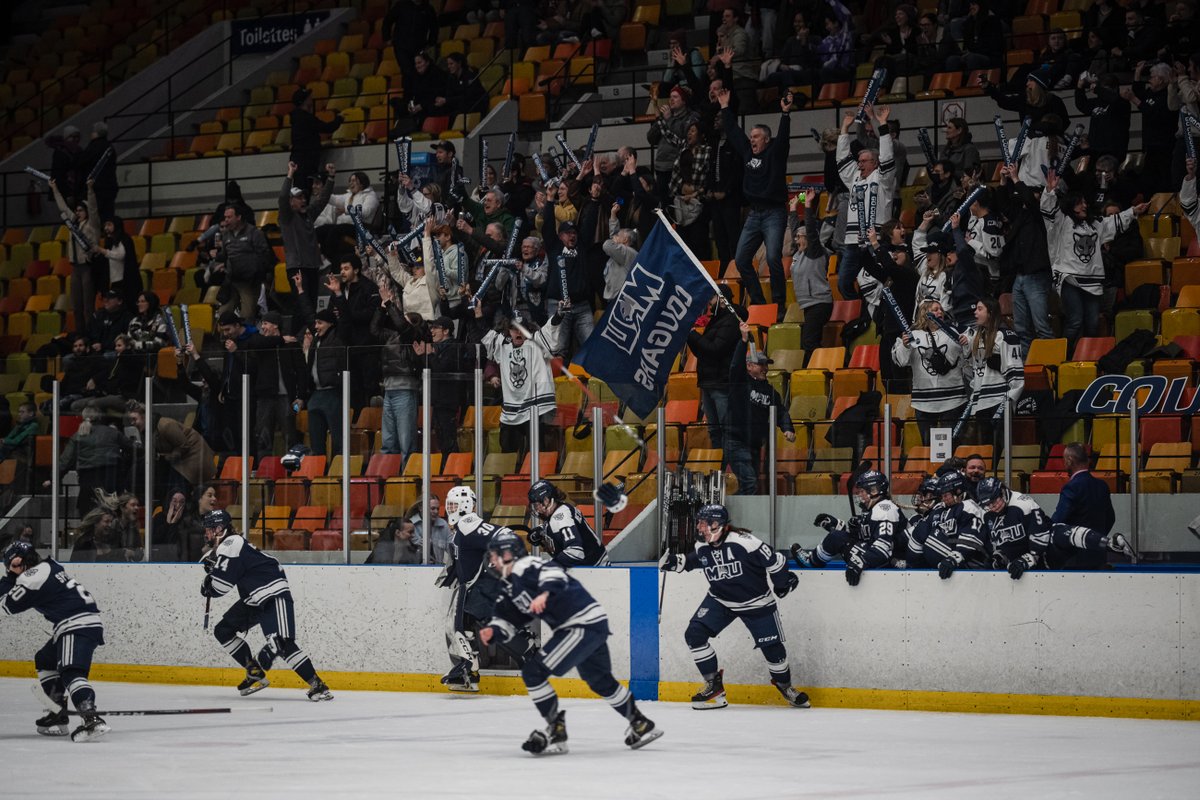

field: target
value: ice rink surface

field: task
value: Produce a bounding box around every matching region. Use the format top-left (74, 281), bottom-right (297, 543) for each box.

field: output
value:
top-left (2, 678), bottom-right (1198, 799)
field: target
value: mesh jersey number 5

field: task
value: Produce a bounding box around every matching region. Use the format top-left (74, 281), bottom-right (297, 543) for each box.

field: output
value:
top-left (64, 577), bottom-right (95, 605)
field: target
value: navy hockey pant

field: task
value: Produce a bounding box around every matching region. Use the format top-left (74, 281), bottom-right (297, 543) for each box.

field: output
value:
top-left (1045, 523), bottom-right (1107, 570)
top-left (522, 626), bottom-right (635, 723)
top-left (684, 596), bottom-right (791, 686)
top-left (214, 594), bottom-right (317, 683)
top-left (35, 628), bottom-right (102, 710)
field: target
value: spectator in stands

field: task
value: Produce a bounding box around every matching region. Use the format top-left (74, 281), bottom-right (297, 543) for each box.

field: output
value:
top-left (439, 53), bottom-right (489, 120)
top-left (500, 153), bottom-right (535, 222)
top-left (49, 177), bottom-right (103, 328)
top-left (504, 0), bottom-right (540, 50)
top-left (727, 321), bottom-right (795, 494)
top-left (964, 189), bottom-right (1005, 294)
top-left (816, 0), bottom-right (854, 86)
top-left (126, 292), bottom-right (169, 361)
top-left (151, 489), bottom-right (197, 562)
top-left (216, 201), bottom-right (273, 321)
top-left (430, 140), bottom-right (462, 205)
top-left (53, 335), bottom-right (101, 412)
top-left (421, 315), bottom-right (475, 457)
top-left (940, 118), bottom-right (980, 180)
top-left (474, 305), bottom-right (560, 454)
top-left (383, 0), bottom-right (438, 87)
top-left (86, 291), bottom-right (132, 354)
top-left (383, 238), bottom-right (438, 321)
top-left (574, 175), bottom-right (616, 301)
top-left (941, 211), bottom-right (989, 329)
top-left (983, 68), bottom-right (1070, 142)
top-left (1075, 73), bottom-right (1131, 163)
top-left (700, 101), bottom-right (743, 274)
top-left (601, 204), bottom-right (639, 307)
top-left (494, 236), bottom-right (548, 323)
top-left (399, 52), bottom-right (448, 136)
top-left (408, 495), bottom-right (451, 564)
top-left (539, 194), bottom-right (594, 360)
top-left (48, 125), bottom-right (82, 200)
top-left (1123, 62), bottom-right (1177, 195)
top-left (70, 507), bottom-right (117, 562)
top-left (760, 11), bottom-right (819, 89)
top-left (647, 86), bottom-right (699, 203)
top-left (372, 292), bottom-right (422, 461)
top-left (107, 492), bottom-right (143, 562)
top-left (1114, 8), bottom-right (1165, 70)
top-left (241, 311), bottom-right (305, 459)
top-left (423, 219), bottom-right (471, 313)
top-left (99, 215), bottom-right (143, 309)
top-left (945, 1), bottom-right (1004, 73)
top-left (667, 121), bottom-right (712, 259)
top-left (664, 30), bottom-right (708, 95)
top-left (1100, 199), bottom-right (1145, 317)
top-left (366, 517), bottom-right (422, 564)
top-left (396, 174), bottom-right (442, 234)
top-left (862, 220), bottom-right (917, 390)
top-left (1085, 0), bottom-right (1126, 52)
top-left (127, 405), bottom-right (216, 496)
top-left (713, 12), bottom-right (760, 112)
top-left (293, 284), bottom-right (346, 458)
top-left (788, 192), bottom-right (834, 359)
top-left (1031, 29), bottom-right (1084, 91)
top-left (326, 253), bottom-right (382, 407)
top-left (456, 217), bottom-right (507, 274)
top-left (289, 89), bottom-right (342, 192)
top-left (79, 121), bottom-right (118, 219)
top-left (836, 105), bottom-right (897, 302)
top-left (893, 298), bottom-right (968, 445)
top-left (912, 12), bottom-right (959, 83)
top-left (687, 284), bottom-right (741, 451)
top-left (869, 4), bottom-right (920, 85)
top-left (917, 159), bottom-right (960, 221)
top-left (70, 335), bottom-right (142, 423)
top-left (281, 161), bottom-right (334, 303)
top-left (191, 181), bottom-right (253, 255)
top-left (857, 117), bottom-right (909, 196)
top-left (958, 297), bottom-right (1024, 448)
top-left (1040, 169), bottom-right (1148, 349)
top-left (316, 171), bottom-right (380, 262)
top-left (462, 186), bottom-right (517, 239)
top-left (0, 402), bottom-right (38, 462)
top-left (52, 405), bottom-right (127, 517)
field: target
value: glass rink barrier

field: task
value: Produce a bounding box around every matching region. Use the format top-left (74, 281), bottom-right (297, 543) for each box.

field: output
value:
top-left (3, 337), bottom-right (1199, 565)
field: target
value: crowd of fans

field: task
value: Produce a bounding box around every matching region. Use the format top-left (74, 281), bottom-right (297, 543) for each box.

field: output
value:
top-left (4, 0), bottom-right (1200, 557)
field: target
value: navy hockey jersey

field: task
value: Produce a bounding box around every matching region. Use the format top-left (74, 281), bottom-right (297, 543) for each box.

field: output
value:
top-left (487, 556), bottom-right (609, 644)
top-left (1, 559), bottom-right (105, 642)
top-left (545, 503), bottom-right (609, 567)
top-left (931, 498), bottom-right (989, 566)
top-left (208, 534), bottom-right (290, 606)
top-left (983, 492), bottom-right (1050, 566)
top-left (852, 499), bottom-right (906, 569)
top-left (683, 531), bottom-right (790, 613)
top-left (452, 513), bottom-right (505, 588)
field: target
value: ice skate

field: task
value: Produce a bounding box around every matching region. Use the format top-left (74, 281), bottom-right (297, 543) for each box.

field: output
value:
top-left (691, 669), bottom-right (728, 710)
top-left (522, 710), bottom-right (568, 755)
top-left (1105, 532), bottom-right (1138, 560)
top-left (772, 679), bottom-right (811, 708)
top-left (790, 544), bottom-right (815, 567)
top-left (35, 707), bottom-right (69, 737)
top-left (624, 710), bottom-right (663, 749)
top-left (237, 663), bottom-right (269, 696)
top-left (70, 700), bottom-right (110, 743)
top-left (441, 662), bottom-right (479, 693)
top-left (306, 678), bottom-right (334, 701)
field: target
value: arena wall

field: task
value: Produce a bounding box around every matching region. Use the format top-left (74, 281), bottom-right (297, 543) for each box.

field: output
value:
top-left (2, 565), bottom-right (1196, 720)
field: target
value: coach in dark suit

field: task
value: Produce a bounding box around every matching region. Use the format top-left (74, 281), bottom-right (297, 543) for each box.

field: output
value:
top-left (1050, 442), bottom-right (1116, 568)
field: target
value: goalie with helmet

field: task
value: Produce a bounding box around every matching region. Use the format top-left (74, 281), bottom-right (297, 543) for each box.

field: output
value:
top-left (479, 530), bottom-right (661, 755)
top-left (526, 479), bottom-right (610, 567)
top-left (199, 509), bottom-right (333, 701)
top-left (1, 541), bottom-right (109, 742)
top-left (789, 470), bottom-right (907, 585)
top-left (660, 503), bottom-right (809, 710)
top-left (436, 485), bottom-right (534, 692)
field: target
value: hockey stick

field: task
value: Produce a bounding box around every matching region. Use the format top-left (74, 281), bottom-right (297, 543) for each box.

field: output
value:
top-left (203, 594), bottom-right (211, 630)
top-left (31, 683), bottom-right (271, 716)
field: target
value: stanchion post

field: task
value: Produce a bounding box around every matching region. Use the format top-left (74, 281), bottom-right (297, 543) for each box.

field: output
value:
top-left (51, 380), bottom-right (60, 559)
top-left (144, 377), bottom-right (153, 562)
top-left (593, 406), bottom-right (603, 538)
top-left (342, 369), bottom-right (351, 564)
top-left (422, 368), bottom-right (432, 565)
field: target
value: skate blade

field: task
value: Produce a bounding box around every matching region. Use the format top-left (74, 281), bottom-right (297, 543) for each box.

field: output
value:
top-left (627, 728), bottom-right (664, 750)
top-left (691, 696), bottom-right (728, 710)
top-left (307, 690), bottom-right (334, 702)
top-left (445, 683), bottom-right (480, 693)
top-left (37, 725), bottom-right (69, 737)
top-left (529, 742), bottom-right (568, 756)
top-left (239, 679), bottom-right (270, 697)
top-left (71, 723), bottom-right (110, 743)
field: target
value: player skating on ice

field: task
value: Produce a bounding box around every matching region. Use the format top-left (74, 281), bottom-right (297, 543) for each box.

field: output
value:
top-left (437, 486), bottom-right (534, 692)
top-left (480, 531), bottom-right (661, 754)
top-left (660, 503), bottom-right (808, 710)
top-left (526, 479), bottom-right (610, 567)
top-left (200, 510), bottom-right (333, 701)
top-left (789, 470), bottom-right (906, 584)
top-left (1, 541), bottom-right (109, 742)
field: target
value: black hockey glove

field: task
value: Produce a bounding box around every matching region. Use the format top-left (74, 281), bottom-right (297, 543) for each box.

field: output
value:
top-left (200, 576), bottom-right (216, 597)
top-left (527, 527), bottom-right (546, 548)
top-left (813, 513), bottom-right (841, 532)
top-left (1007, 559), bottom-right (1027, 580)
top-left (990, 551), bottom-right (1007, 570)
top-left (202, 556), bottom-right (215, 575)
top-left (937, 558), bottom-right (957, 580)
top-left (659, 552), bottom-right (685, 573)
top-left (845, 548), bottom-right (865, 587)
top-left (774, 571), bottom-right (799, 598)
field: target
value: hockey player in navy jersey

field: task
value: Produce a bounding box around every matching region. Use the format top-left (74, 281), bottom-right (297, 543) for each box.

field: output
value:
top-left (2, 541), bottom-right (109, 742)
top-left (975, 477), bottom-right (1137, 579)
top-left (901, 476), bottom-right (944, 568)
top-left (479, 531), bottom-right (661, 754)
top-left (660, 503), bottom-right (809, 710)
top-left (437, 486), bottom-right (535, 692)
top-left (200, 510), bottom-right (333, 701)
top-left (928, 471), bottom-right (989, 579)
top-left (789, 470), bottom-right (906, 585)
top-left (527, 479), bottom-right (610, 567)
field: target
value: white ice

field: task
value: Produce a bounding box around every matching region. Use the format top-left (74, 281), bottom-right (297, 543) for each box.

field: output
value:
top-left (3, 678), bottom-right (1198, 799)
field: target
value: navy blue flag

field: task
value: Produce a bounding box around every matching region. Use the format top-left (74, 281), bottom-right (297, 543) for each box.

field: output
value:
top-left (572, 214), bottom-right (716, 418)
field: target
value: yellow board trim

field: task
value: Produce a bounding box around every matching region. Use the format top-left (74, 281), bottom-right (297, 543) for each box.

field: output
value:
top-left (2, 662), bottom-right (1194, 721)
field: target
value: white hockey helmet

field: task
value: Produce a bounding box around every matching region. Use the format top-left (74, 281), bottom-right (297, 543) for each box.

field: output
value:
top-left (445, 486), bottom-right (476, 527)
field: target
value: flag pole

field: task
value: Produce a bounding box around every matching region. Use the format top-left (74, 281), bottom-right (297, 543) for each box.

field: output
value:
top-left (653, 209), bottom-right (740, 318)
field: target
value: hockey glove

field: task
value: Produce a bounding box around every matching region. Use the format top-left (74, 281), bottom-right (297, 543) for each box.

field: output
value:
top-left (845, 547), bottom-right (865, 587)
top-left (527, 527), bottom-right (546, 548)
top-left (202, 558), bottom-right (214, 575)
top-left (774, 571), bottom-right (799, 598)
top-left (814, 513), bottom-right (843, 532)
top-left (937, 557), bottom-right (957, 580)
top-left (434, 565), bottom-right (458, 588)
top-left (659, 553), bottom-right (685, 573)
top-left (200, 576), bottom-right (216, 597)
top-left (1007, 559), bottom-right (1026, 580)
top-left (990, 551), bottom-right (1007, 570)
